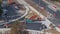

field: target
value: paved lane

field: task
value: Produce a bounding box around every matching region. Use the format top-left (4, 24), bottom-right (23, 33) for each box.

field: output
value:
top-left (26, 22), bottom-right (47, 31)
top-left (32, 0), bottom-right (55, 14)
top-left (2, 4), bottom-right (22, 20)
top-left (0, 0), bottom-right (28, 25)
top-left (32, 0), bottom-right (60, 26)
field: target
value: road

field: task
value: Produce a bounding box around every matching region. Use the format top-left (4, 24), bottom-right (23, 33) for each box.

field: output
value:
top-left (26, 22), bottom-right (47, 31)
top-left (0, 0), bottom-right (29, 25)
top-left (17, 0), bottom-right (53, 30)
top-left (10, 0), bottom-right (60, 32)
top-left (31, 0), bottom-right (60, 26)
top-left (0, 0), bottom-right (60, 32)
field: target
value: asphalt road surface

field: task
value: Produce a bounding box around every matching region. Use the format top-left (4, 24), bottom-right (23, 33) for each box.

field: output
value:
top-left (26, 21), bottom-right (47, 31)
top-left (32, 0), bottom-right (60, 26)
top-left (3, 4), bottom-right (22, 20)
top-left (0, 0), bottom-right (26, 25)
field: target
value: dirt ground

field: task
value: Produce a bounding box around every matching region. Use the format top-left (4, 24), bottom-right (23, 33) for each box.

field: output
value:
top-left (47, 29), bottom-right (60, 34)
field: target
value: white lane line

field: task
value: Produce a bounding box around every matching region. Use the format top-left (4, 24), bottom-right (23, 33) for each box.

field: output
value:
top-left (20, 0), bottom-right (60, 32)
top-left (0, 4), bottom-right (29, 25)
